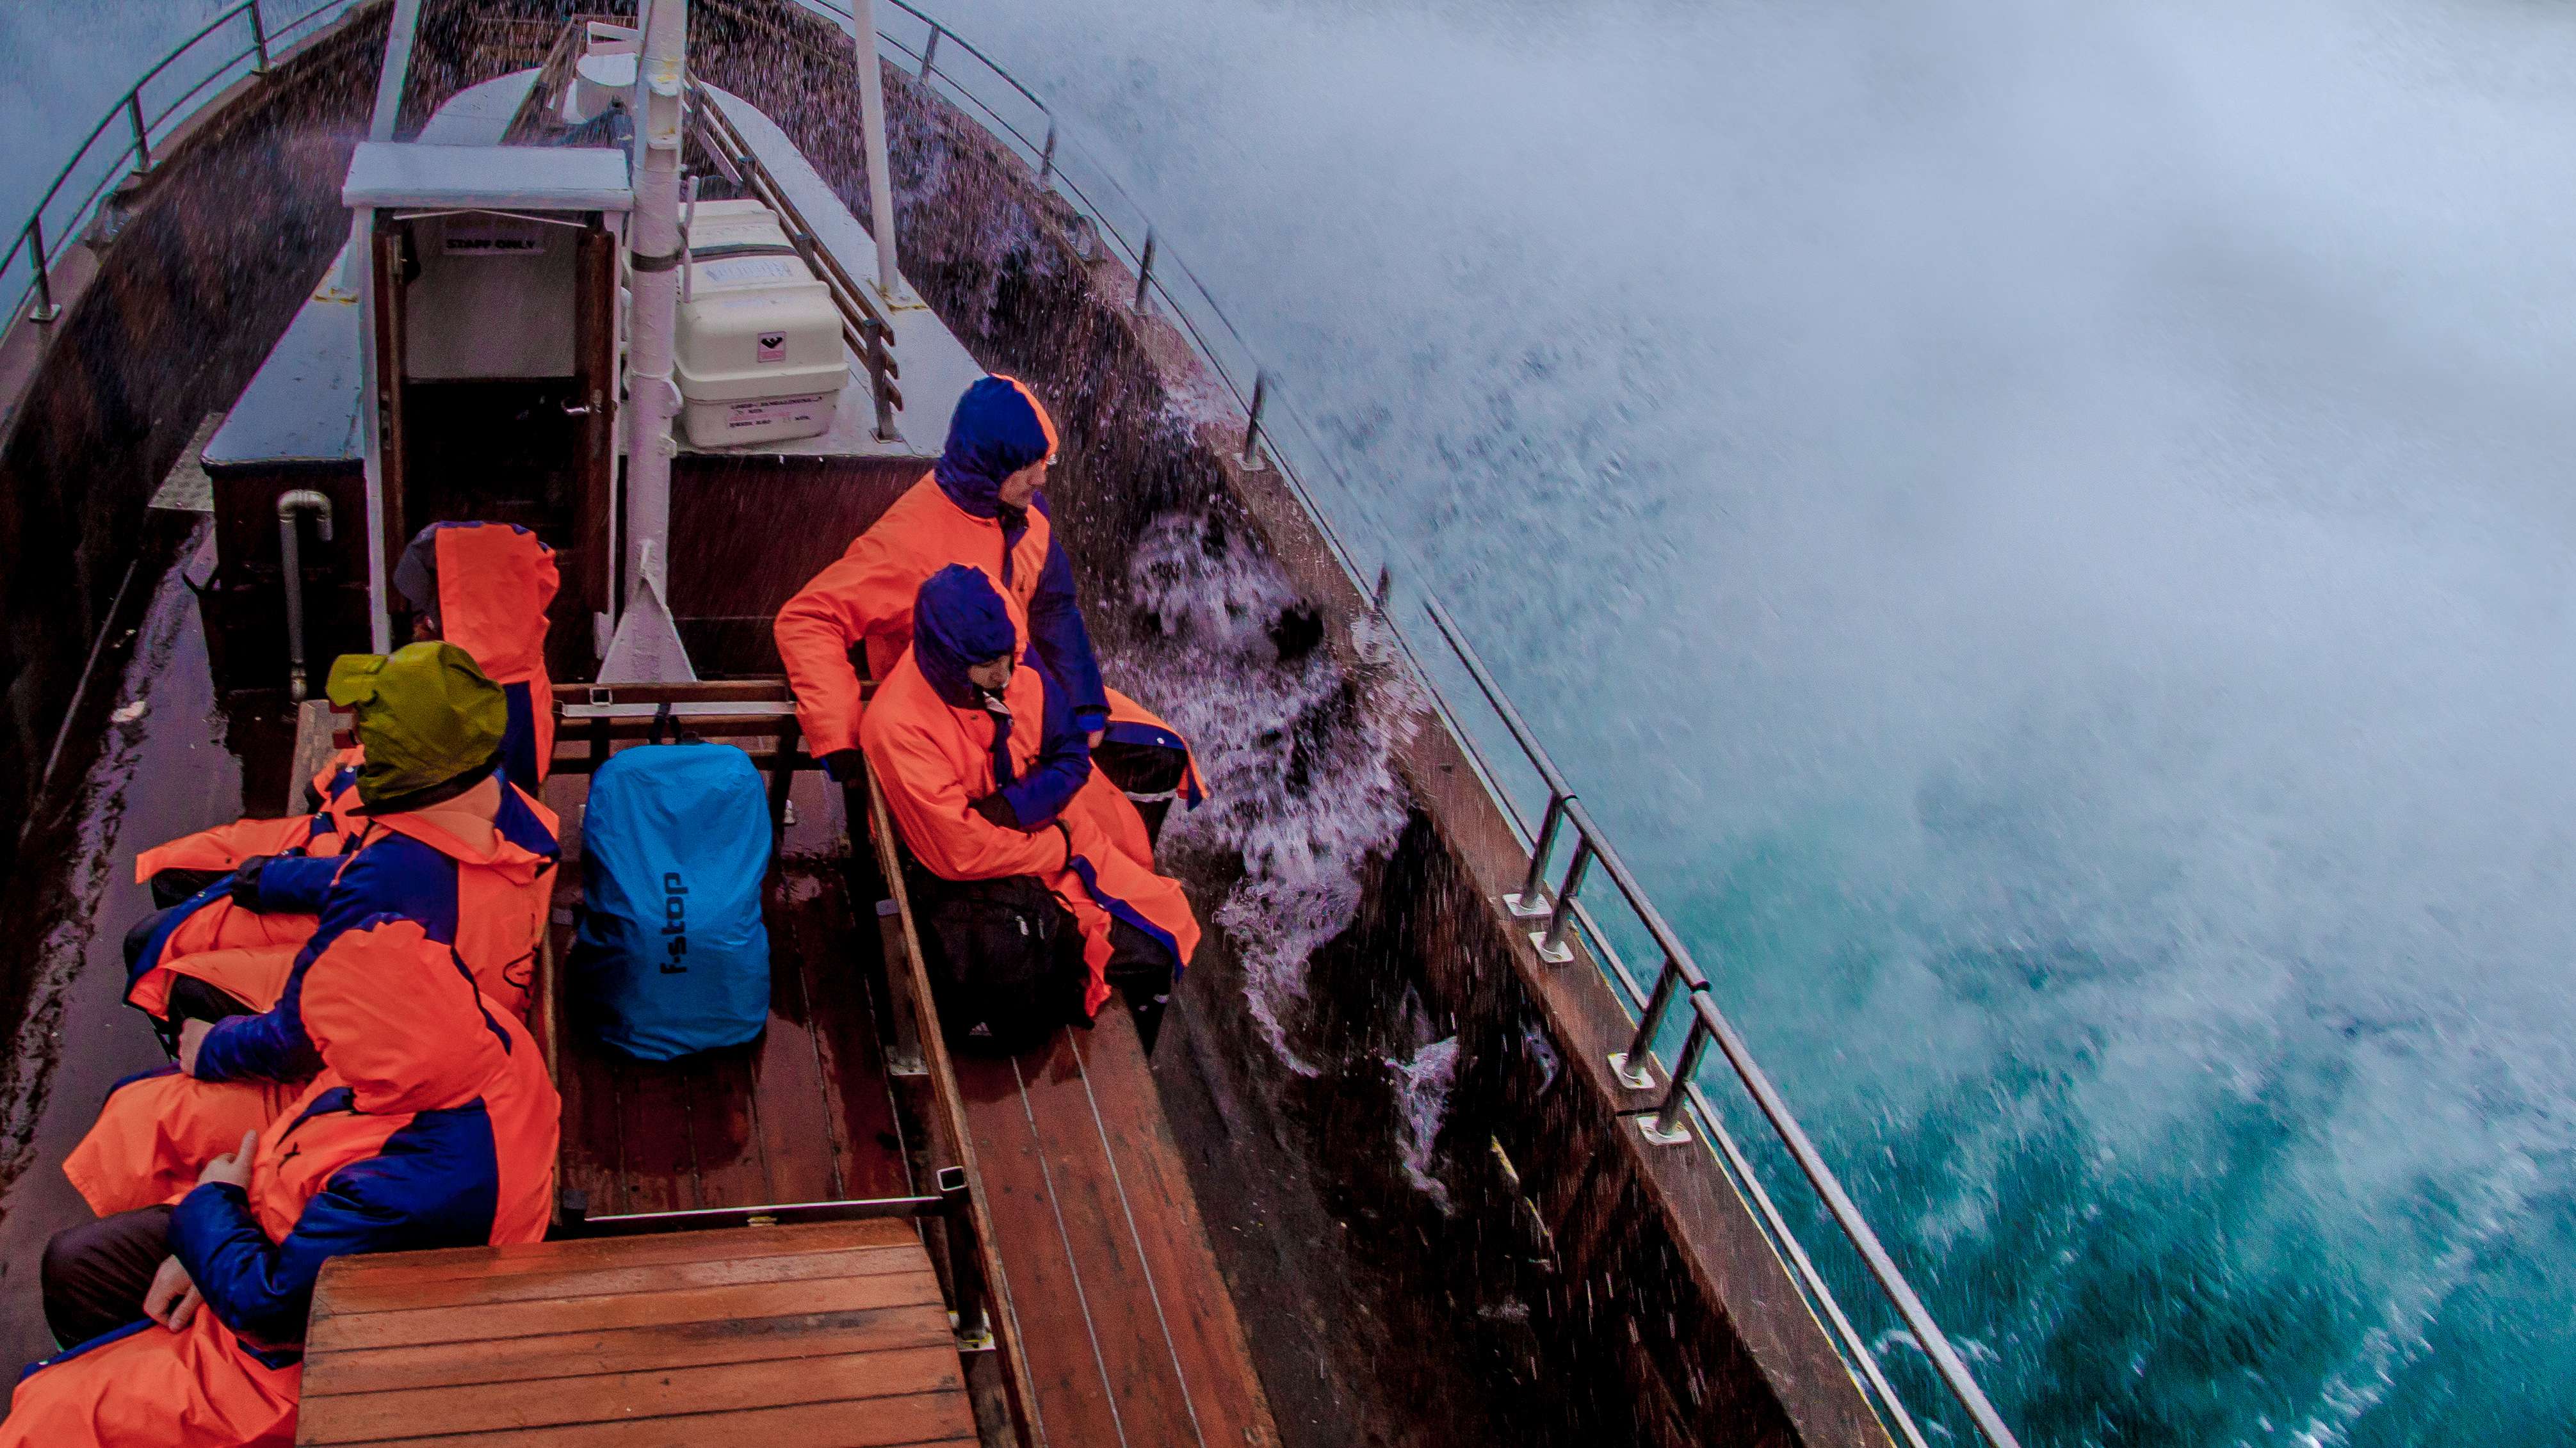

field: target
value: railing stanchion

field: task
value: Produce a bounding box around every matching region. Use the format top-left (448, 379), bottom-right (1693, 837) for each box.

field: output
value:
top-left (1641, 1001), bottom-right (1715, 1144)
top-left (1132, 227), bottom-right (1156, 312)
top-left (25, 218), bottom-right (59, 323)
top-left (1037, 117), bottom-right (1057, 182)
top-left (249, 1), bottom-right (272, 74)
top-left (1505, 791), bottom-right (1565, 917)
top-left (1611, 959), bottom-right (1684, 1090)
top-left (919, 22), bottom-right (941, 77)
top-left (1241, 368), bottom-right (1268, 465)
top-left (1533, 836), bottom-right (1592, 962)
top-left (127, 92), bottom-right (152, 173)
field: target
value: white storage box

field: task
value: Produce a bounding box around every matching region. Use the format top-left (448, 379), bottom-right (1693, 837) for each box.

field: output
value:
top-left (672, 199), bottom-right (848, 447)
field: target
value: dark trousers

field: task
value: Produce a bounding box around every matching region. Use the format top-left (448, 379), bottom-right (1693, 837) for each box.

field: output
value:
top-left (1103, 918), bottom-right (1178, 1054)
top-left (1093, 741), bottom-right (1188, 848)
top-left (41, 1206), bottom-right (173, 1349)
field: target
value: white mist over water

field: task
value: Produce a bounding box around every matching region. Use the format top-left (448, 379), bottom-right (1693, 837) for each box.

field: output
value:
top-left (960, 0), bottom-right (2576, 1442)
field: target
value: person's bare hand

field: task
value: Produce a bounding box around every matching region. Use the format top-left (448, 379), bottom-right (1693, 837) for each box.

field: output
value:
top-left (142, 1257), bottom-right (200, 1331)
top-left (197, 1130), bottom-right (257, 1191)
top-left (176, 1018), bottom-right (211, 1077)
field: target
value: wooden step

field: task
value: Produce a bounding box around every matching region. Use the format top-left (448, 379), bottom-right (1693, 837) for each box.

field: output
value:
top-left (296, 1219), bottom-right (977, 1447)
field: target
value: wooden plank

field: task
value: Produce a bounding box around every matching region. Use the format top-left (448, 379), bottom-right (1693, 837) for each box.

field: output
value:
top-left (299, 1346), bottom-right (964, 1443)
top-left (1065, 1013), bottom-right (1283, 1447)
top-left (613, 1054), bottom-right (701, 1214)
top-left (318, 1243), bottom-right (925, 1314)
top-left (304, 1304), bottom-right (955, 1397)
top-left (314, 1219), bottom-right (921, 1291)
top-left (314, 1395), bottom-right (976, 1448)
top-left (753, 887), bottom-right (847, 1203)
top-left (954, 1047), bottom-right (1127, 1448)
top-left (309, 1272), bottom-right (943, 1351)
top-left (688, 1045), bottom-right (775, 1208)
top-left (797, 871), bottom-right (914, 1200)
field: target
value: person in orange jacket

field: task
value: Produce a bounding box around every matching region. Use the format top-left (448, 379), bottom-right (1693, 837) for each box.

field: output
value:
top-left (3, 914), bottom-right (560, 1448)
top-left (774, 376), bottom-right (1201, 839)
top-left (393, 519), bottom-right (559, 788)
top-left (864, 566), bottom-right (1199, 1051)
top-left (70, 644), bottom-right (558, 1219)
top-left (130, 748), bottom-right (367, 910)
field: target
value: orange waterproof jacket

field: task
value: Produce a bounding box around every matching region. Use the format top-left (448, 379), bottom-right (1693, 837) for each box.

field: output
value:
top-left (124, 782), bottom-right (559, 1031)
top-left (775, 376), bottom-right (1109, 759)
top-left (862, 572), bottom-right (1197, 1017)
top-left (404, 521), bottom-right (559, 787)
top-left (5, 919), bottom-right (558, 1448)
top-left (131, 750), bottom-right (367, 885)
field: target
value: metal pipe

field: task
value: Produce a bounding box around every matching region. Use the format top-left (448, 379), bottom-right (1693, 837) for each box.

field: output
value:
top-left (622, 0), bottom-right (688, 618)
top-left (25, 218), bottom-right (57, 323)
top-left (849, 0), bottom-right (905, 304)
top-left (1510, 790), bottom-right (1566, 917)
top-left (248, 0), bottom-right (270, 74)
top-left (1037, 117), bottom-right (1057, 182)
top-left (1133, 227), bottom-right (1156, 312)
top-left (1242, 368), bottom-right (1268, 465)
top-left (1642, 997), bottom-right (1716, 1144)
top-left (918, 22), bottom-right (941, 77)
top-left (275, 490), bottom-right (334, 702)
top-left (126, 92), bottom-right (151, 173)
top-left (680, 172), bottom-right (700, 303)
top-left (1611, 958), bottom-right (1687, 1090)
top-left (1534, 836), bottom-right (1592, 961)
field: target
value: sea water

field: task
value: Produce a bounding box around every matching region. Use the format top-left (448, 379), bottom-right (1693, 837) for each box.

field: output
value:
top-left (8, 0), bottom-right (2573, 1442)
top-left (961, 0), bottom-right (2576, 1443)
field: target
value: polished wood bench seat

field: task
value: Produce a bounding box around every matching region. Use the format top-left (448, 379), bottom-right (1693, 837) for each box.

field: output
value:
top-left (296, 1218), bottom-right (978, 1446)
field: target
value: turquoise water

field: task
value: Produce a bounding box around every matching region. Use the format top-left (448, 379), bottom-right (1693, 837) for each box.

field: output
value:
top-left (7, 1), bottom-right (2575, 1442)
top-left (959, 0), bottom-right (2576, 1443)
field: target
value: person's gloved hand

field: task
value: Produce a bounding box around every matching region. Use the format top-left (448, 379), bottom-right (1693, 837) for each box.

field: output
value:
top-left (226, 856), bottom-right (276, 908)
top-left (969, 792), bottom-right (1022, 830)
top-left (822, 749), bottom-right (866, 784)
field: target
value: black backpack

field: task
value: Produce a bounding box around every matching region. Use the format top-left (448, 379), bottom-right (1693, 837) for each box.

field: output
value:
top-left (910, 871), bottom-right (1087, 1054)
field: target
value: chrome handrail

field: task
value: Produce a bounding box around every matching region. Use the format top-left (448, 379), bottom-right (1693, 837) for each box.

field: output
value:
top-left (793, 6), bottom-right (2029, 1446)
top-left (3, 0), bottom-right (364, 331)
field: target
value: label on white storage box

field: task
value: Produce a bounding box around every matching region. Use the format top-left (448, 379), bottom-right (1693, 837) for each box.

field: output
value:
top-left (725, 394), bottom-right (829, 431)
top-left (756, 332), bottom-right (786, 364)
top-left (699, 257), bottom-right (799, 287)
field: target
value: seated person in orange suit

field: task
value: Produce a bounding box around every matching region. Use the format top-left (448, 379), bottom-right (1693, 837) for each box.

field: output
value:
top-left (863, 565), bottom-right (1198, 1052)
top-left (3, 914), bottom-right (560, 1448)
top-left (69, 644), bottom-right (557, 1220)
top-left (775, 375), bottom-right (1201, 844)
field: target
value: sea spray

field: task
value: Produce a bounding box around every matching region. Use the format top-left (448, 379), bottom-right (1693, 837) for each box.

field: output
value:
top-left (1106, 511), bottom-right (1419, 1072)
top-left (1386, 1034), bottom-right (1461, 1211)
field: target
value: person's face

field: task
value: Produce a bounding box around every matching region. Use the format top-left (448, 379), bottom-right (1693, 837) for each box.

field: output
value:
top-left (997, 460), bottom-right (1046, 510)
top-left (966, 655), bottom-right (1014, 693)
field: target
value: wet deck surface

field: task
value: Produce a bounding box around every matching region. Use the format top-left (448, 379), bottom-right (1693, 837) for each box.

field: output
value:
top-left (957, 1011), bottom-right (1280, 1448)
top-left (542, 773), bottom-right (916, 1214)
top-left (0, 540), bottom-right (296, 1388)
top-left (299, 1218), bottom-right (976, 1446)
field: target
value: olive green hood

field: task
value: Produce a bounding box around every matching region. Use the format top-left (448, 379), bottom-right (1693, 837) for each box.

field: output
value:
top-left (326, 642), bottom-right (509, 809)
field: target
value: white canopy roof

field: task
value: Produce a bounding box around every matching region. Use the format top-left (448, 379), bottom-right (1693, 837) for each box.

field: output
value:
top-left (341, 142), bottom-right (632, 213)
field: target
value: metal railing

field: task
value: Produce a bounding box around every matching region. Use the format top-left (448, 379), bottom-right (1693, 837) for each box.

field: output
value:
top-left (3, 3), bottom-right (2022, 1443)
top-left (2, 0), bottom-right (368, 334)
top-left (797, 5), bottom-right (2030, 1446)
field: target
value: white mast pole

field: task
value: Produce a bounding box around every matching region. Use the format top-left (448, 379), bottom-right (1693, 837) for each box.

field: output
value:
top-left (355, 0), bottom-right (426, 653)
top-left (622, 0), bottom-right (687, 620)
top-left (850, 0), bottom-right (904, 302)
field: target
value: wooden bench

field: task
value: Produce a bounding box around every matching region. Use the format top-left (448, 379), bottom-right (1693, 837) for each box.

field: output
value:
top-left (296, 1219), bottom-right (979, 1446)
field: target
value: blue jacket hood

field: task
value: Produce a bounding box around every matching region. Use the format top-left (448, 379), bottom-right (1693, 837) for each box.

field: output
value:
top-left (914, 565), bottom-right (1019, 709)
top-left (932, 376), bottom-right (1056, 518)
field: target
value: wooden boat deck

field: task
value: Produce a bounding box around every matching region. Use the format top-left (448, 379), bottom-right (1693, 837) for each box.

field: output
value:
top-left (958, 1013), bottom-right (1279, 1448)
top-left (544, 860), bottom-right (918, 1215)
top-left (296, 1219), bottom-right (976, 1447)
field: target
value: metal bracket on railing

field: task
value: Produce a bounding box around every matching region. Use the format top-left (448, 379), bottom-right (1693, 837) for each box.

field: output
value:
top-left (24, 218), bottom-right (59, 323)
top-left (1608, 954), bottom-right (1699, 1091)
top-left (1530, 835), bottom-right (1593, 963)
top-left (1132, 227), bottom-right (1156, 312)
top-left (1037, 118), bottom-right (1058, 183)
top-left (127, 93), bottom-right (152, 175)
top-left (1242, 368), bottom-right (1268, 467)
top-left (248, 1), bottom-right (272, 75)
top-left (1502, 789), bottom-right (1567, 918)
top-left (919, 22), bottom-right (942, 77)
top-left (1637, 994), bottom-right (1721, 1145)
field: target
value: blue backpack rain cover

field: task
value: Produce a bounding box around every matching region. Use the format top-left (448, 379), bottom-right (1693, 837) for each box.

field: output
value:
top-left (572, 741), bottom-right (772, 1059)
